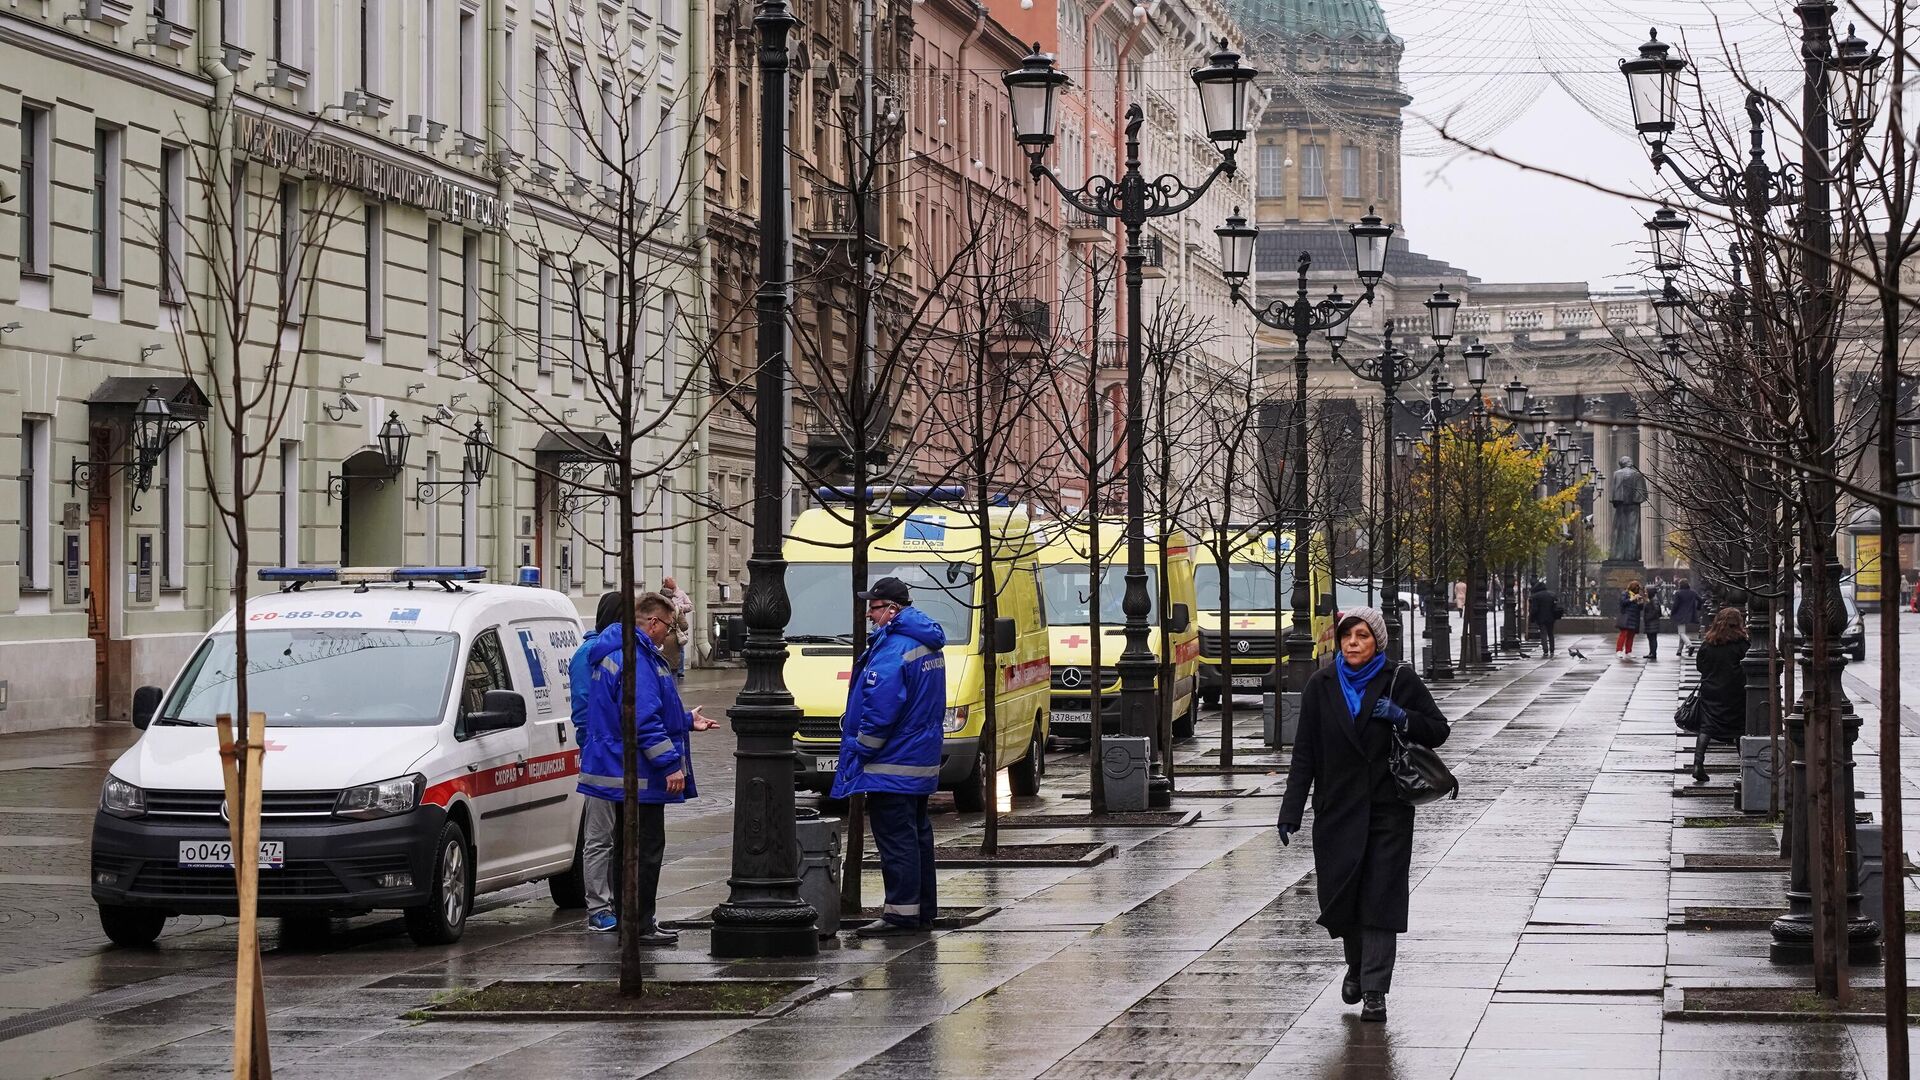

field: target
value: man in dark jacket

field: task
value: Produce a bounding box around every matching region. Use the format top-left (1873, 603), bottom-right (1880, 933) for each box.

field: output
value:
top-left (1527, 581), bottom-right (1564, 657)
top-left (833, 576), bottom-right (947, 937)
top-left (1670, 581), bottom-right (1702, 656)
top-left (576, 593), bottom-right (700, 943)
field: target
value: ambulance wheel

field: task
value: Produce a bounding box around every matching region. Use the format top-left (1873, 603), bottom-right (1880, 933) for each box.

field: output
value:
top-left (98, 904), bottom-right (166, 947)
top-left (1007, 726), bottom-right (1044, 797)
top-left (951, 754), bottom-right (987, 813)
top-left (404, 820), bottom-right (472, 945)
top-left (1173, 700), bottom-right (1197, 741)
top-left (548, 816), bottom-right (588, 910)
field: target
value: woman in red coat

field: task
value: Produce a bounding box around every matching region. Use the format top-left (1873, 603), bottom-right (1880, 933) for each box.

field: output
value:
top-left (1275, 606), bottom-right (1450, 1023)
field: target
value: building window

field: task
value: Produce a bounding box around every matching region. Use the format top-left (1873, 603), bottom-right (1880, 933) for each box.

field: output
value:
top-left (360, 0), bottom-right (384, 95)
top-left (502, 24), bottom-right (519, 152)
top-left (1342, 145), bottom-right (1361, 199)
top-left (600, 80), bottom-right (620, 186)
top-left (460, 232), bottom-right (479, 358)
top-left (533, 46), bottom-right (555, 166)
top-left (424, 451), bottom-right (442, 561)
top-left (19, 105), bottom-right (49, 277)
top-left (1375, 150), bottom-right (1388, 202)
top-left (159, 144), bottom-right (186, 305)
top-left (161, 434), bottom-right (186, 588)
top-left (536, 257), bottom-right (554, 375)
top-left (426, 222), bottom-right (443, 362)
top-left (272, 0), bottom-right (286, 62)
top-left (279, 441), bottom-right (300, 565)
top-left (602, 271), bottom-right (619, 365)
top-left (567, 63), bottom-right (587, 175)
top-left (656, 102), bottom-right (675, 205)
top-left (364, 206), bottom-right (385, 338)
top-left (93, 125), bottom-right (124, 289)
top-left (419, 0), bottom-right (438, 122)
top-left (458, 5), bottom-right (480, 134)
top-left (1301, 144), bottom-right (1325, 198)
top-left (569, 263), bottom-right (586, 388)
top-left (19, 417), bottom-right (50, 591)
top-left (1256, 144), bottom-right (1283, 198)
top-left (659, 292), bottom-right (678, 397)
top-left (278, 180), bottom-right (302, 322)
top-left (460, 470), bottom-right (477, 562)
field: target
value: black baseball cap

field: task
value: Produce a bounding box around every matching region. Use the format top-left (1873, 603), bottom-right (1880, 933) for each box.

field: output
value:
top-left (857, 577), bottom-right (912, 605)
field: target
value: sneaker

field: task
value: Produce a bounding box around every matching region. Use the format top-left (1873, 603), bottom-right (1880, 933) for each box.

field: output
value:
top-left (586, 911), bottom-right (617, 933)
top-left (855, 919), bottom-right (926, 939)
top-left (1360, 991), bottom-right (1387, 1022)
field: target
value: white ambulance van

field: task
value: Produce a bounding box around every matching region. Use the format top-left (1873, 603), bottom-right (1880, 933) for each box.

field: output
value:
top-left (89, 566), bottom-right (590, 947)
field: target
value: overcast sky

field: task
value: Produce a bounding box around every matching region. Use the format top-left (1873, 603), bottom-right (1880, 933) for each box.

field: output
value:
top-left (1376, 0), bottom-right (1816, 289)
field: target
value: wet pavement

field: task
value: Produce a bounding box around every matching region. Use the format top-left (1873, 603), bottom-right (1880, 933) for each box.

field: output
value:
top-left (0, 650), bottom-right (1914, 1077)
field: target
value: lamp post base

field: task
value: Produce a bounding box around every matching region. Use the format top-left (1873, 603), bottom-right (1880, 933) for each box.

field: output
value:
top-left (710, 902), bottom-right (820, 959)
top-left (1767, 913), bottom-right (1882, 965)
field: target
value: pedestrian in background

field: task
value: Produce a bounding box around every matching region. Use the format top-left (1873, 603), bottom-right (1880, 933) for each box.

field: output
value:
top-left (660, 576), bottom-right (694, 679)
top-left (1671, 579), bottom-right (1702, 657)
top-left (1276, 606), bottom-right (1450, 1023)
top-left (578, 592), bottom-right (703, 943)
top-left (1690, 607), bottom-right (1750, 783)
top-left (1528, 580), bottom-right (1563, 657)
top-left (1615, 581), bottom-right (1645, 659)
top-left (832, 577), bottom-right (947, 937)
top-left (1642, 586), bottom-right (1664, 662)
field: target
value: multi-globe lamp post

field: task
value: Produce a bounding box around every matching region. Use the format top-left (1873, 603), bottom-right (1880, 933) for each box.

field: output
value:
top-left (1003, 39), bottom-right (1256, 805)
top-left (1621, 12), bottom-right (1886, 966)
top-left (1414, 368), bottom-right (1472, 680)
top-left (1212, 210), bottom-right (1397, 691)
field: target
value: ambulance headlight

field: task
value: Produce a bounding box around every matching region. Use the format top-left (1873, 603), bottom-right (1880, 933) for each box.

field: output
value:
top-left (334, 774), bottom-right (425, 820)
top-left (942, 705), bottom-right (968, 734)
top-left (101, 775), bottom-right (146, 818)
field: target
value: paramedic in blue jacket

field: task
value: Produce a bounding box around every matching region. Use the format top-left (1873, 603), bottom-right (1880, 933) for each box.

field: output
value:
top-left (576, 592), bottom-right (713, 942)
top-left (832, 576), bottom-right (948, 937)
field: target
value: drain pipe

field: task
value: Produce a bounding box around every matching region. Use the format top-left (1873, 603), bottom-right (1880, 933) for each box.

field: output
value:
top-left (686, 0), bottom-right (712, 651)
top-left (197, 0), bottom-right (236, 612)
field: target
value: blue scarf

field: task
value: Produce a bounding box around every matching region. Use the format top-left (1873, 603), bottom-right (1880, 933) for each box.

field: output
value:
top-left (1336, 653), bottom-right (1387, 721)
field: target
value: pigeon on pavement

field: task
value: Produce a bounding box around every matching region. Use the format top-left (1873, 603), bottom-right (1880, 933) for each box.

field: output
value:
top-left (1567, 647), bottom-right (1587, 661)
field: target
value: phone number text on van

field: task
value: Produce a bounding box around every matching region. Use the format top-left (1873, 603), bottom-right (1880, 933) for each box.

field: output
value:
top-left (247, 610), bottom-right (365, 621)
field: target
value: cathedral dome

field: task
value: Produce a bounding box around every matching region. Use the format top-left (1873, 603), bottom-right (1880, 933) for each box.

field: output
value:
top-left (1231, 0), bottom-right (1393, 42)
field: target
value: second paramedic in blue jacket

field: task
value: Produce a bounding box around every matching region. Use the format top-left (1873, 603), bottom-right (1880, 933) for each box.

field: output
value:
top-left (832, 576), bottom-right (947, 937)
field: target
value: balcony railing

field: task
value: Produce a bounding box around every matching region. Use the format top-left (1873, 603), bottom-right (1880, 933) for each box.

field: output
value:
top-left (1005, 298), bottom-right (1050, 341)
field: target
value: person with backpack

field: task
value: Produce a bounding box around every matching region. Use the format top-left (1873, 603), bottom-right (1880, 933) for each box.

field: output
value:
top-left (1528, 580), bottom-right (1564, 657)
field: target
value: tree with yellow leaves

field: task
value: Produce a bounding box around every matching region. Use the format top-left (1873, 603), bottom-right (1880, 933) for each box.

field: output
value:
top-left (1403, 424), bottom-right (1583, 582)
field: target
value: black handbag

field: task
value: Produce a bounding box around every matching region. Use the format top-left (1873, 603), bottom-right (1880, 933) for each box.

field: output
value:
top-left (1674, 689), bottom-right (1703, 733)
top-left (1384, 668), bottom-right (1458, 806)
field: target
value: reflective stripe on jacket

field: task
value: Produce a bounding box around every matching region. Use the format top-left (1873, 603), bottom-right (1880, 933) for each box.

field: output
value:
top-left (576, 623), bottom-right (697, 804)
top-left (831, 606), bottom-right (948, 798)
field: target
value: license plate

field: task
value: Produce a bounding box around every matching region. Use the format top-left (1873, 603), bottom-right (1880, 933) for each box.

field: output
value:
top-left (1231, 676), bottom-right (1266, 689)
top-left (178, 840), bottom-right (284, 869)
top-left (814, 757), bottom-right (839, 774)
top-left (1054, 711), bottom-right (1090, 725)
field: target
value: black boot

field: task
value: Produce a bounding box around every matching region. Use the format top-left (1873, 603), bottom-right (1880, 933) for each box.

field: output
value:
top-left (1341, 969), bottom-right (1362, 1005)
top-left (1360, 991), bottom-right (1387, 1021)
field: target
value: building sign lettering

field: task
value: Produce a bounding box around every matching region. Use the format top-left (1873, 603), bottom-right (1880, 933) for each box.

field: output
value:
top-left (237, 116), bottom-right (506, 228)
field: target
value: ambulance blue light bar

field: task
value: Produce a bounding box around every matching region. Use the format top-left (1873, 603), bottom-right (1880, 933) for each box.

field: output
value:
top-left (258, 566), bottom-right (486, 583)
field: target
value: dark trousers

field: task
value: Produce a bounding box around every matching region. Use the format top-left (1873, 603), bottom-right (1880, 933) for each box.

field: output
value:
top-left (1342, 925), bottom-right (1399, 994)
top-left (1644, 631), bottom-right (1659, 659)
top-left (867, 792), bottom-right (936, 927)
top-left (1536, 624), bottom-right (1556, 655)
top-left (583, 800), bottom-right (666, 928)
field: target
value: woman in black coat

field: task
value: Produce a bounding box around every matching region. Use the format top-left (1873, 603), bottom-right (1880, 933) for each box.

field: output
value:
top-left (1276, 606), bottom-right (1450, 1023)
top-left (1690, 607), bottom-right (1750, 782)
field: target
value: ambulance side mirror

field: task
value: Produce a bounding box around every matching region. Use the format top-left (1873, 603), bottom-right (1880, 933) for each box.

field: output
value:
top-left (724, 615), bottom-right (748, 653)
top-left (1170, 603), bottom-right (1191, 633)
top-left (993, 617), bottom-right (1017, 654)
top-left (1316, 593), bottom-right (1336, 618)
top-left (465, 690), bottom-right (527, 736)
top-left (131, 685), bottom-right (163, 730)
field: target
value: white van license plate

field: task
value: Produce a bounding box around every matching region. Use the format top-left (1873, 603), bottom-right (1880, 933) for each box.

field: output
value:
top-left (814, 757), bottom-right (838, 774)
top-left (1231, 676), bottom-right (1266, 689)
top-left (1054, 711), bottom-right (1090, 726)
top-left (178, 840), bottom-right (284, 869)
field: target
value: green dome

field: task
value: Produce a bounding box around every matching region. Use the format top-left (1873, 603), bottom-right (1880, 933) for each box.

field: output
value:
top-left (1232, 0), bottom-right (1393, 41)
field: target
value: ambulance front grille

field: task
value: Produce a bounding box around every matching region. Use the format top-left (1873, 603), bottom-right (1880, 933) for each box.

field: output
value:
top-left (143, 789), bottom-right (343, 820)
top-left (795, 716), bottom-right (842, 742)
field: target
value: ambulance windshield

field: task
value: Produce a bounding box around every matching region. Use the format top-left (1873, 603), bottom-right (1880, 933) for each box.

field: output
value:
top-left (785, 562), bottom-right (978, 644)
top-left (1038, 564), bottom-right (1160, 625)
top-left (159, 629), bottom-right (460, 727)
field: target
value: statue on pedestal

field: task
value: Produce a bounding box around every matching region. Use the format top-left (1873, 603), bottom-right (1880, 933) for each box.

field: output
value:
top-left (1608, 457), bottom-right (1648, 563)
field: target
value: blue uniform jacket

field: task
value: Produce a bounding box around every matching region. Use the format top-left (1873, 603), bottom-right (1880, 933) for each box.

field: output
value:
top-left (568, 628), bottom-right (601, 720)
top-left (831, 606), bottom-right (948, 798)
top-left (576, 624), bottom-right (696, 804)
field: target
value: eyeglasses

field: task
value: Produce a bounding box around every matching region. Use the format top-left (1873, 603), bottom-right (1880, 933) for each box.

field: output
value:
top-left (867, 601), bottom-right (895, 612)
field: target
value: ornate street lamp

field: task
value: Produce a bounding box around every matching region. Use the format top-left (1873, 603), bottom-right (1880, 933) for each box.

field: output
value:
top-left (1417, 370), bottom-right (1471, 681)
top-left (1646, 206), bottom-right (1691, 273)
top-left (1008, 39), bottom-right (1254, 805)
top-left (1336, 321), bottom-right (1437, 662)
top-left (1426, 287), bottom-right (1460, 345)
top-left (1829, 23), bottom-right (1887, 133)
top-left (712, 0), bottom-right (818, 957)
top-left (1214, 204), bottom-right (1395, 693)
top-left (1619, 29), bottom-right (1687, 154)
top-left (71, 384), bottom-right (204, 512)
top-left (1653, 280), bottom-right (1687, 340)
top-left (415, 420), bottom-right (493, 505)
top-left (376, 411), bottom-right (411, 474)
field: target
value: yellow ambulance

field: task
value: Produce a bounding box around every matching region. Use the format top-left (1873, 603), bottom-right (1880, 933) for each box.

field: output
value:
top-left (781, 492), bottom-right (1051, 812)
top-left (1034, 520), bottom-right (1202, 740)
top-left (1192, 529), bottom-right (1336, 705)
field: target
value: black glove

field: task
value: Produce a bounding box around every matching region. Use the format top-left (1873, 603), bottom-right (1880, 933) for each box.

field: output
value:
top-left (1275, 822), bottom-right (1296, 846)
top-left (1371, 698), bottom-right (1408, 729)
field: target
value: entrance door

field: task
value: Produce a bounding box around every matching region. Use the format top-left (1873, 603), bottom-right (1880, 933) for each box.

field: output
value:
top-left (340, 451), bottom-right (405, 566)
top-left (86, 427), bottom-right (112, 721)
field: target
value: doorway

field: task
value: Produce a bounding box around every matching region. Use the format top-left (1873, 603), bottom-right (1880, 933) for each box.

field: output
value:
top-left (85, 426), bottom-right (113, 721)
top-left (339, 450), bottom-right (405, 566)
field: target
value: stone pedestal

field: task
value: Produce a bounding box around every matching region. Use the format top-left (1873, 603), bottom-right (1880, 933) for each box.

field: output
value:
top-left (1598, 561), bottom-right (1647, 621)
